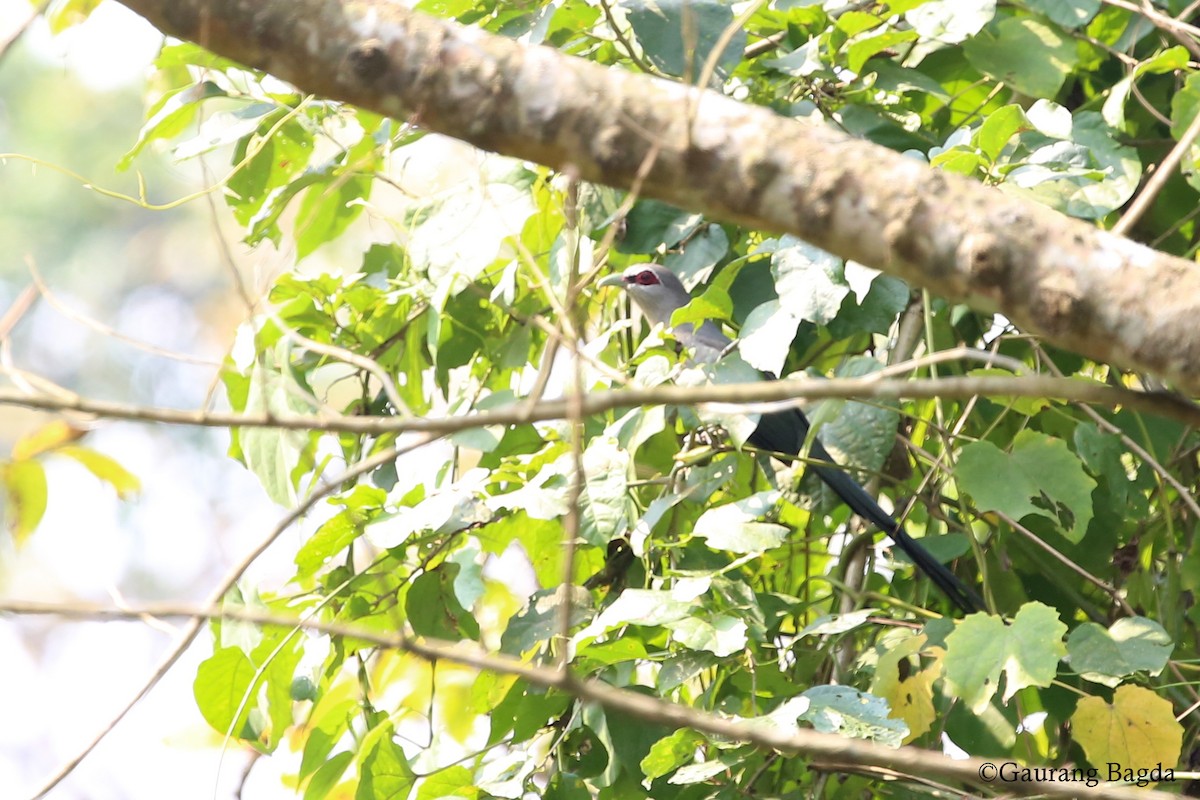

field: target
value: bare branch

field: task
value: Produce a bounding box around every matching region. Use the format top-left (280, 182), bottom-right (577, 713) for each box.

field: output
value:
top-left (1, 598), bottom-right (1177, 800)
top-left (1, 373), bottom-right (1197, 435)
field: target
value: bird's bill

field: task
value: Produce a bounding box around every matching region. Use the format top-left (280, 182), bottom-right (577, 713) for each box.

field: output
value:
top-left (597, 273), bottom-right (627, 288)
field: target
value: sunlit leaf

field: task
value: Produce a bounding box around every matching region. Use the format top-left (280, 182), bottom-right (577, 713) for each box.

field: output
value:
top-left (10, 420), bottom-right (87, 460)
top-left (2, 458), bottom-right (48, 545)
top-left (1072, 685), bottom-right (1183, 776)
top-left (1066, 617), bottom-right (1173, 687)
top-left (57, 446), bottom-right (140, 498)
top-left (944, 603), bottom-right (1066, 712)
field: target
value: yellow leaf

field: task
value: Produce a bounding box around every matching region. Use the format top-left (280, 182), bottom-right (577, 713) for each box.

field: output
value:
top-left (2, 458), bottom-right (48, 545)
top-left (11, 420), bottom-right (87, 461)
top-left (1073, 685), bottom-right (1182, 778)
top-left (57, 446), bottom-right (141, 498)
top-left (872, 634), bottom-right (942, 742)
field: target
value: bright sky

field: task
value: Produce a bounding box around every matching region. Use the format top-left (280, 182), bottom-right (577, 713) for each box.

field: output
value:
top-left (1, 0), bottom-right (161, 90)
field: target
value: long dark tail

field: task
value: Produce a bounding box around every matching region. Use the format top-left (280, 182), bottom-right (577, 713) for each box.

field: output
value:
top-left (750, 406), bottom-right (982, 614)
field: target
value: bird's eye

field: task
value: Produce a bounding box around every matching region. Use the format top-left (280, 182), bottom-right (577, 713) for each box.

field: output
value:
top-left (635, 270), bottom-right (659, 286)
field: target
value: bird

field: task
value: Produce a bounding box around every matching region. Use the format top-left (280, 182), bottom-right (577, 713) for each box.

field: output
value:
top-left (598, 263), bottom-right (982, 613)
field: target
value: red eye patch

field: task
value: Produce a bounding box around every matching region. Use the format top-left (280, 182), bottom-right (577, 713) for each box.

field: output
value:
top-left (633, 270), bottom-right (660, 286)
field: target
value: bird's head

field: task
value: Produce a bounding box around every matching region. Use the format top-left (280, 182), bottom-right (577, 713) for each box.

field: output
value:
top-left (597, 264), bottom-right (690, 327)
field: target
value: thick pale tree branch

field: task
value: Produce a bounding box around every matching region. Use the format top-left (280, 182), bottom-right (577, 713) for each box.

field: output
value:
top-left (116, 0), bottom-right (1200, 392)
top-left (0, 598), bottom-right (1177, 800)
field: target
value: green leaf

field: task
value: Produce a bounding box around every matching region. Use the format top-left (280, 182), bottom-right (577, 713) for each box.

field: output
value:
top-left (956, 429), bottom-right (1096, 542)
top-left (406, 564), bottom-right (481, 640)
top-left (227, 114), bottom-right (315, 224)
top-left (694, 491), bottom-right (788, 554)
top-left (740, 237), bottom-right (847, 373)
top-left (663, 224), bottom-right (729, 286)
top-left (57, 446), bottom-right (141, 498)
top-left (291, 484), bottom-right (381, 578)
top-left (255, 627), bottom-right (304, 751)
top-left (669, 760), bottom-right (730, 785)
top-left (544, 772), bottom-right (592, 799)
top-left (175, 102), bottom-right (278, 161)
top-left (299, 682), bottom-right (358, 780)
top-left (975, 104), bottom-right (1028, 161)
top-left (356, 723), bottom-right (416, 800)
top-left (738, 299), bottom-right (801, 374)
top-left (573, 589), bottom-right (693, 643)
top-left (295, 174), bottom-right (373, 261)
top-left (669, 287), bottom-right (733, 330)
top-left (477, 512), bottom-right (565, 587)
top-left (956, 444), bottom-right (1037, 517)
top-left (410, 159), bottom-right (536, 285)
top-left (641, 729), bottom-right (705, 782)
top-left (906, 0), bottom-right (996, 45)
top-left (2, 458), bottom-right (48, 545)
top-left (623, 0), bottom-right (747, 81)
top-left (967, 368), bottom-right (1052, 415)
top-left (489, 681), bottom-right (572, 743)
top-left (194, 646), bottom-right (258, 742)
top-left (1171, 72), bottom-right (1200, 142)
top-left (303, 751), bottom-right (353, 800)
top-left (671, 614), bottom-right (748, 656)
top-left (1103, 46), bottom-right (1188, 130)
top-left (797, 609), bottom-right (876, 638)
top-left (579, 436), bottom-right (630, 547)
top-left (118, 81), bottom-right (228, 170)
top-left (573, 638), bottom-right (650, 671)
top-left (239, 350), bottom-right (319, 506)
top-left (835, 10), bottom-right (884, 37)
top-left (797, 686), bottom-right (909, 746)
top-left (828, 270), bottom-right (909, 337)
top-left (617, 200), bottom-right (701, 254)
top-left (45, 0), bottom-right (103, 33)
top-left (561, 725), bottom-right (609, 778)
top-left (295, 510), bottom-right (366, 579)
top-left (1171, 73), bottom-right (1200, 191)
top-left (1073, 422), bottom-right (1139, 513)
top-left (502, 587), bottom-right (592, 656)
top-left (658, 651), bottom-right (718, 691)
top-left (1066, 617), bottom-right (1173, 687)
top-left (846, 29), bottom-right (918, 75)
top-left (772, 236), bottom-right (849, 325)
top-left (944, 602), bottom-right (1067, 712)
top-left (415, 765), bottom-right (477, 800)
top-left (963, 16), bottom-right (1078, 98)
top-left (1017, 0), bottom-right (1099, 29)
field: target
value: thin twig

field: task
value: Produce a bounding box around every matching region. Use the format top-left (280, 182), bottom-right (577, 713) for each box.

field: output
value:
top-left (557, 174), bottom-right (585, 670)
top-left (0, 0), bottom-right (46, 64)
top-left (1030, 341), bottom-right (1200, 525)
top-left (1, 598), bottom-right (1177, 800)
top-left (26, 259), bottom-right (222, 367)
top-left (1113, 98), bottom-right (1200, 236)
top-left (1101, 0), bottom-right (1200, 59)
top-left (997, 511), bottom-right (1135, 616)
top-left (2, 373), bottom-right (1199, 434)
